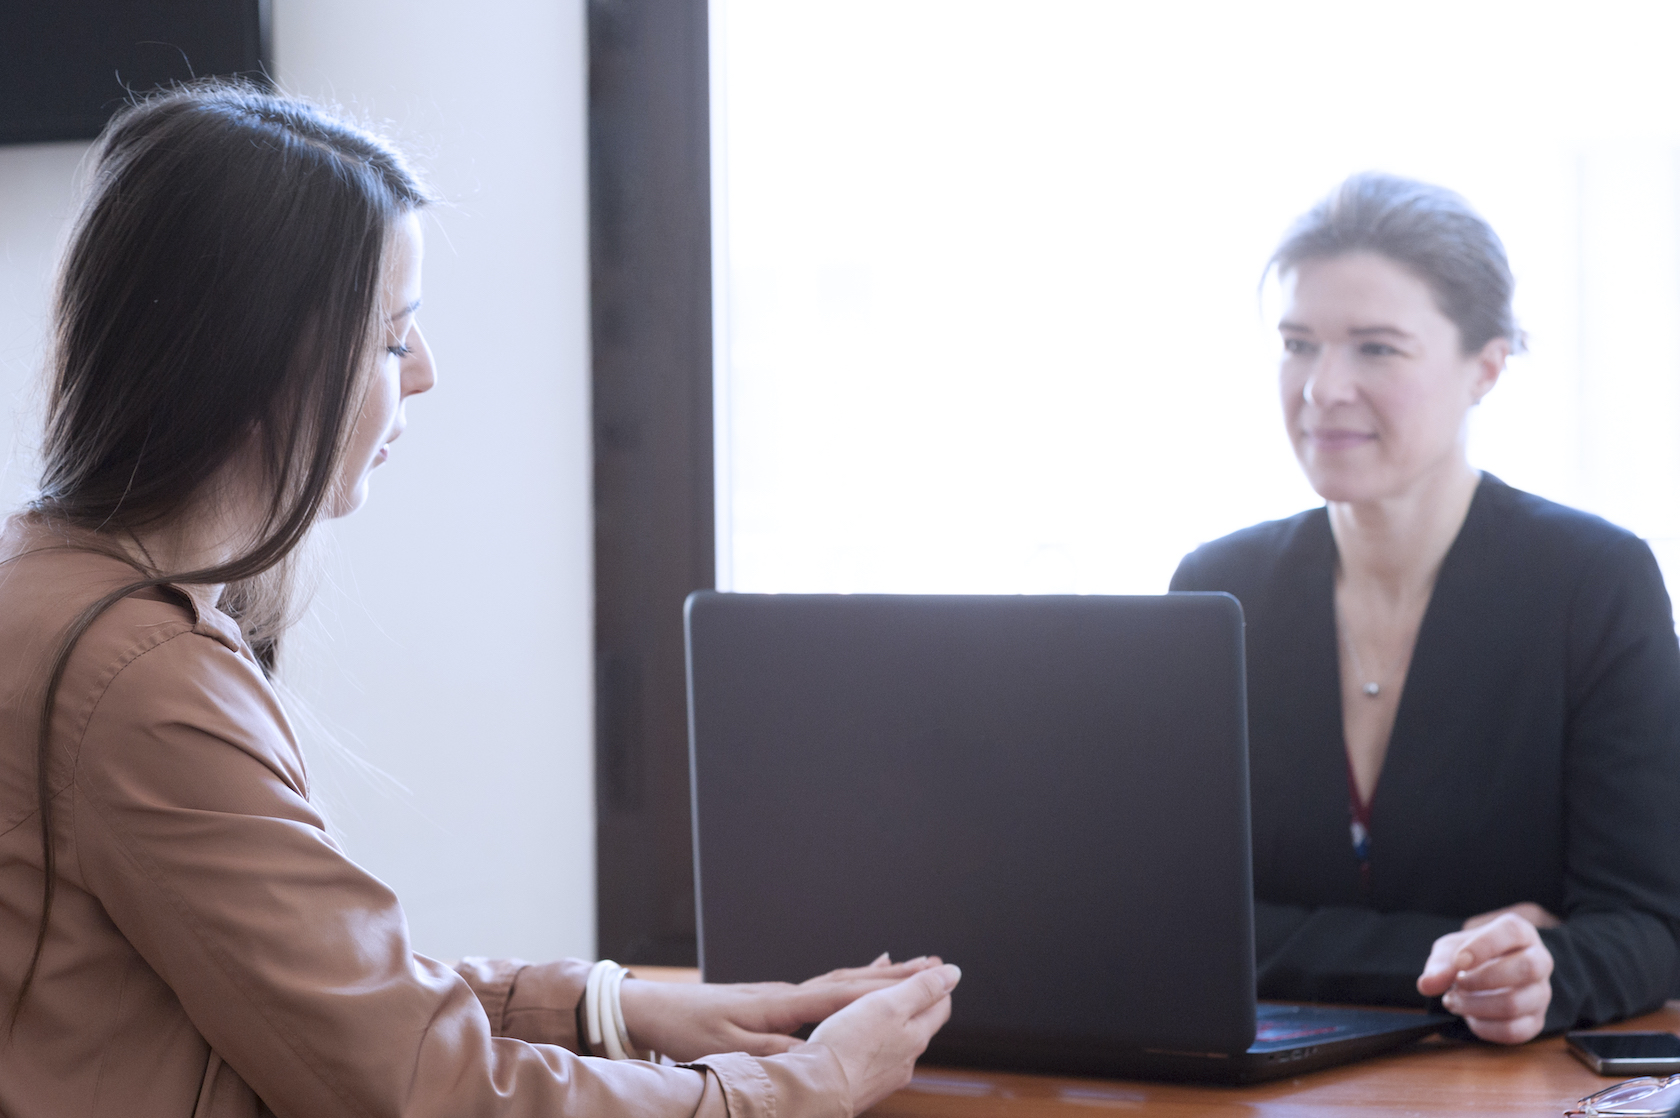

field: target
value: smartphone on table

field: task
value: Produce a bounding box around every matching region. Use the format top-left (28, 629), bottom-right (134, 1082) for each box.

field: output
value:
top-left (1567, 1031), bottom-right (1680, 1076)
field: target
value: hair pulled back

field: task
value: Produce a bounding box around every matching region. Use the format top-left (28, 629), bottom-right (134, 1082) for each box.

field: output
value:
top-left (1268, 172), bottom-right (1521, 355)
top-left (11, 80), bottom-right (430, 1025)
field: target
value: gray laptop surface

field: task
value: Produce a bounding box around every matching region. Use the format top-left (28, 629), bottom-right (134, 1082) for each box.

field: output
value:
top-left (684, 592), bottom-right (1451, 1084)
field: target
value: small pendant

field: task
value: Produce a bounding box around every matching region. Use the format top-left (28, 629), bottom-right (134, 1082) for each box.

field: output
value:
top-left (1362, 681), bottom-right (1380, 698)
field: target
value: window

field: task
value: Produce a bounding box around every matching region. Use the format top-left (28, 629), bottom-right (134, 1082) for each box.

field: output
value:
top-left (593, 1), bottom-right (1680, 964)
top-left (714, 1), bottom-right (1680, 595)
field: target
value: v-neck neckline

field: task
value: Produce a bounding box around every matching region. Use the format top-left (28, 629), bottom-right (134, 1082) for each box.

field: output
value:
top-left (1320, 473), bottom-right (1499, 876)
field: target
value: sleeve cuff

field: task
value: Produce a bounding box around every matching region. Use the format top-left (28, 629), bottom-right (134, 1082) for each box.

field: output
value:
top-left (681, 1045), bottom-right (852, 1118)
top-left (454, 956), bottom-right (593, 1049)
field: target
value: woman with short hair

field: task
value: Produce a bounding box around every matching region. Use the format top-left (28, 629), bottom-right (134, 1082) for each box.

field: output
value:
top-left (1172, 172), bottom-right (1680, 1044)
top-left (0, 82), bottom-right (958, 1115)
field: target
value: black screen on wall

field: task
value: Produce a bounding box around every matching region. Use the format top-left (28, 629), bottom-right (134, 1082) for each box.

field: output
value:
top-left (0, 0), bottom-right (269, 145)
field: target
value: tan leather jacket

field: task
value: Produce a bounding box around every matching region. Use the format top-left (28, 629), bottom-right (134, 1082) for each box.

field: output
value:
top-left (0, 514), bottom-right (849, 1117)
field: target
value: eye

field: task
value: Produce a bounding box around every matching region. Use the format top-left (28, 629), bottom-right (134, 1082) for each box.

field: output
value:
top-left (1359, 341), bottom-right (1401, 357)
top-left (387, 342), bottom-right (413, 358)
top-left (1282, 337), bottom-right (1316, 356)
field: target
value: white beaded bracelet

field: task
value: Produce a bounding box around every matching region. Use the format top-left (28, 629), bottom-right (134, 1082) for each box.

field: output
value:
top-left (584, 959), bottom-right (654, 1061)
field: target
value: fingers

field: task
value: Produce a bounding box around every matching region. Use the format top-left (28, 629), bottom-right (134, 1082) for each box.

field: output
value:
top-left (854, 956), bottom-right (940, 976)
top-left (1418, 915), bottom-right (1545, 996)
top-left (1442, 975), bottom-right (1550, 1022)
top-left (778, 980), bottom-right (901, 1027)
top-left (905, 982), bottom-right (955, 1041)
top-left (884, 964), bottom-right (963, 1020)
top-left (1440, 940), bottom-right (1553, 1034)
top-left (816, 965), bottom-right (959, 1065)
top-left (1417, 916), bottom-right (1555, 1047)
top-left (805, 967), bottom-right (959, 1117)
top-left (1417, 931), bottom-right (1473, 996)
top-left (1463, 1010), bottom-right (1547, 1045)
top-left (1450, 913), bottom-right (1540, 970)
top-left (1426, 913), bottom-right (1536, 983)
top-left (894, 969), bottom-right (960, 1066)
top-left (734, 969), bottom-right (955, 1061)
top-left (799, 964), bottom-right (957, 1019)
top-left (1450, 942), bottom-right (1554, 994)
top-left (804, 957), bottom-right (942, 986)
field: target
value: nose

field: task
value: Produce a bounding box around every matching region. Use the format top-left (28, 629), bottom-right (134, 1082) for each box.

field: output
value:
top-left (1300, 344), bottom-right (1358, 409)
top-left (402, 323), bottom-right (437, 398)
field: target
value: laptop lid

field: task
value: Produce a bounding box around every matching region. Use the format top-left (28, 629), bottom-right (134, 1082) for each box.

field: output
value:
top-left (685, 591), bottom-right (1257, 1068)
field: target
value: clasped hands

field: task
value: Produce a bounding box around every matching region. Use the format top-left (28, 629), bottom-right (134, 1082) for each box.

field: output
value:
top-left (617, 954), bottom-right (961, 1114)
top-left (1417, 902), bottom-right (1557, 1045)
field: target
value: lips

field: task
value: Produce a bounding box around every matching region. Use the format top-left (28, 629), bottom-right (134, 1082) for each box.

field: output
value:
top-left (1307, 428), bottom-right (1376, 450)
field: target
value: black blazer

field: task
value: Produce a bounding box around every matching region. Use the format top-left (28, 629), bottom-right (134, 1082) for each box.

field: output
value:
top-left (1171, 475), bottom-right (1680, 1032)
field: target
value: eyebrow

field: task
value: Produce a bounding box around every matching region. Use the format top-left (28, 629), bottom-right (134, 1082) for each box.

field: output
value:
top-left (1275, 320), bottom-right (1415, 341)
top-left (388, 298), bottom-right (422, 323)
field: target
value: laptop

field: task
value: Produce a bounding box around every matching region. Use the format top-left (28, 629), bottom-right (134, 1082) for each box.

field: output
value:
top-left (684, 591), bottom-right (1453, 1084)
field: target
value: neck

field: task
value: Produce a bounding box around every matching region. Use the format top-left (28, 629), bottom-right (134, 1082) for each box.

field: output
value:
top-left (1327, 455), bottom-right (1481, 602)
top-left (115, 516), bottom-right (247, 608)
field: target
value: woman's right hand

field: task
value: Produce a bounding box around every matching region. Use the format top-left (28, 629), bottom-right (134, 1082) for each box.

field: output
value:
top-left (1417, 913), bottom-right (1554, 1044)
top-left (803, 964), bottom-right (961, 1113)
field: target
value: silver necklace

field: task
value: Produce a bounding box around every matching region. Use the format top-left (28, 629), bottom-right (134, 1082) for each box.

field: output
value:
top-left (1338, 621), bottom-right (1384, 699)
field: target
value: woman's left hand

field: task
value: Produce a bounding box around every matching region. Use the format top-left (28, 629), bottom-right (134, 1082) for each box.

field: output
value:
top-left (617, 954), bottom-right (944, 1062)
top-left (1416, 912), bottom-right (1554, 1044)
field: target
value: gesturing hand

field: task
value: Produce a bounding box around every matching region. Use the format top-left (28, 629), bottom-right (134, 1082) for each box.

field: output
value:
top-left (1416, 911), bottom-right (1554, 1044)
top-left (806, 964), bottom-right (961, 1114)
top-left (618, 954), bottom-right (944, 1063)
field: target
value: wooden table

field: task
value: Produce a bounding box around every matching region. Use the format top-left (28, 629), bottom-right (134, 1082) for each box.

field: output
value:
top-left (631, 970), bottom-right (1679, 1116)
top-left (878, 1006), bottom-right (1680, 1117)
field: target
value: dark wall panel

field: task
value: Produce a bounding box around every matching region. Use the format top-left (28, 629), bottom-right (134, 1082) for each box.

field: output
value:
top-left (0, 0), bottom-right (271, 144)
top-left (589, 0), bottom-right (713, 966)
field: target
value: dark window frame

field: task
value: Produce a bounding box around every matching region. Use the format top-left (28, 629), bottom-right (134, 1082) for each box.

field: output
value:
top-left (588, 0), bottom-right (713, 965)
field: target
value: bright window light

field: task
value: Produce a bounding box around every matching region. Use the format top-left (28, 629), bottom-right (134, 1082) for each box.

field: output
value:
top-left (713, 1), bottom-right (1680, 595)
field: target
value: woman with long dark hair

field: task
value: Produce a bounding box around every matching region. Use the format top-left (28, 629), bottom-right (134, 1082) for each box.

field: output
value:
top-left (0, 82), bottom-right (958, 1115)
top-left (1172, 173), bottom-right (1680, 1044)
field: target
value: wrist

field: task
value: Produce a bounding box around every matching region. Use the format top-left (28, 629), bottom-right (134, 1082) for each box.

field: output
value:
top-left (583, 960), bottom-right (654, 1060)
top-left (618, 978), bottom-right (655, 1053)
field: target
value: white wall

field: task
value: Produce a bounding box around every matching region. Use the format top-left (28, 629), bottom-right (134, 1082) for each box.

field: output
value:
top-left (0, 0), bottom-right (596, 963)
top-left (0, 144), bottom-right (81, 510)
